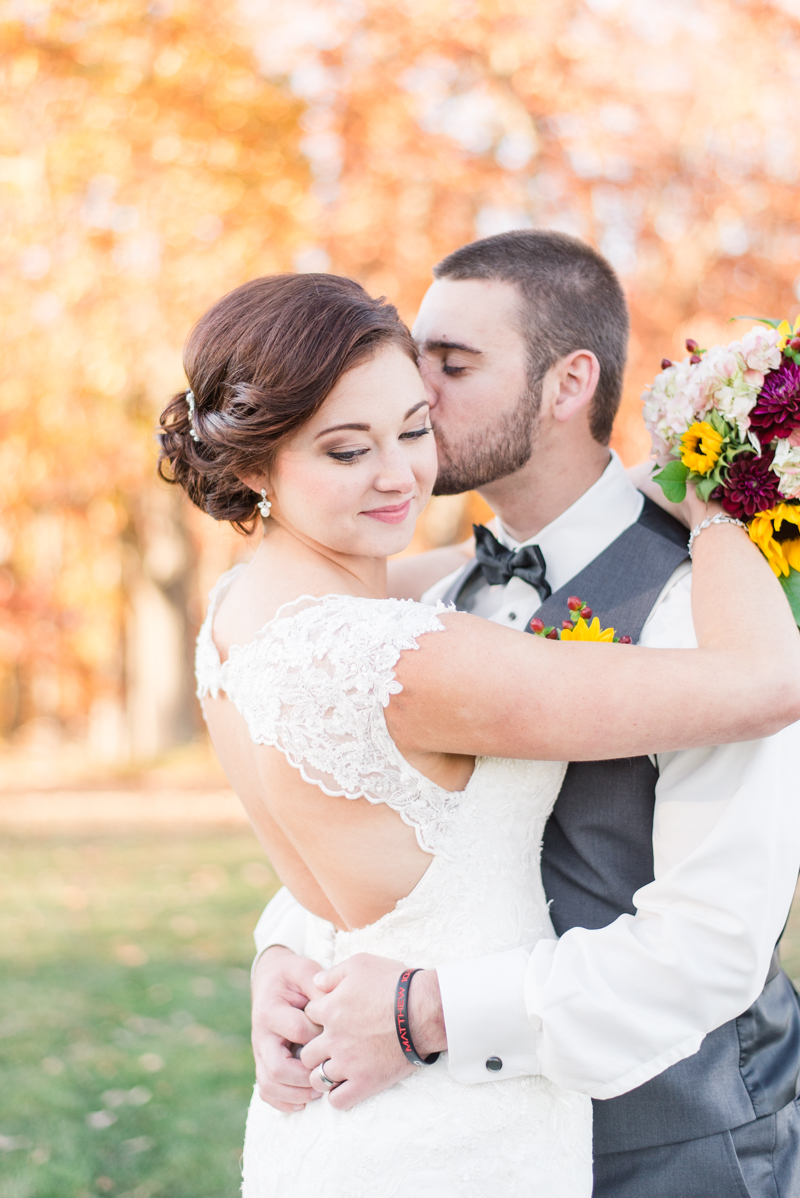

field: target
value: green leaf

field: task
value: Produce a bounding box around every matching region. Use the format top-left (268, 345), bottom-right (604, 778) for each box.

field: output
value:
top-left (694, 475), bottom-right (719, 502)
top-left (656, 460), bottom-right (689, 480)
top-left (730, 315), bottom-right (783, 329)
top-left (653, 460), bottom-right (689, 503)
top-left (706, 409), bottom-right (734, 439)
top-left (779, 569), bottom-right (800, 628)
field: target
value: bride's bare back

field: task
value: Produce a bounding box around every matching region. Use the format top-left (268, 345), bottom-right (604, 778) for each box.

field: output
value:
top-left (203, 514), bottom-right (477, 931)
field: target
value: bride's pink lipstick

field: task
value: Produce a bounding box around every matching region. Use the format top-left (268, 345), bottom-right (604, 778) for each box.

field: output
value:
top-left (362, 500), bottom-right (412, 524)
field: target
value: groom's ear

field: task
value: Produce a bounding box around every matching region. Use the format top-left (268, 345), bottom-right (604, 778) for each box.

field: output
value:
top-left (549, 350), bottom-right (600, 425)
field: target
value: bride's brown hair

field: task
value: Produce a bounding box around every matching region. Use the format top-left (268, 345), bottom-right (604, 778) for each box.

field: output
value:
top-left (158, 274), bottom-right (418, 533)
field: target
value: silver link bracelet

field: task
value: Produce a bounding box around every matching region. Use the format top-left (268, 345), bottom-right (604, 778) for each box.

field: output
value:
top-left (687, 512), bottom-right (748, 557)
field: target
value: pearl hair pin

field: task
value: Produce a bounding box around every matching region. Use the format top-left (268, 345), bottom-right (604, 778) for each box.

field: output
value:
top-left (185, 390), bottom-right (200, 441)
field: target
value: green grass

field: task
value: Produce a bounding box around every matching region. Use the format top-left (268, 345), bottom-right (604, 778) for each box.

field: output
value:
top-left (1, 832), bottom-right (799, 1198)
top-left (0, 833), bottom-right (278, 1198)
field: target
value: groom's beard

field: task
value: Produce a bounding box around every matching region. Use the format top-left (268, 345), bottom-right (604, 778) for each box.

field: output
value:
top-left (432, 377), bottom-right (542, 496)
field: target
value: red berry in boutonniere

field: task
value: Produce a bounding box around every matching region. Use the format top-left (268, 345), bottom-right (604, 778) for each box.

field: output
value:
top-left (531, 595), bottom-right (630, 642)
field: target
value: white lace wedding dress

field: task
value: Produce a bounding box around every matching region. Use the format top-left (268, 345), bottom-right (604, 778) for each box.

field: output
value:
top-left (196, 567), bottom-right (593, 1198)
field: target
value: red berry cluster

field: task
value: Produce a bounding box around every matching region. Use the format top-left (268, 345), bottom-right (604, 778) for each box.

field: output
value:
top-left (528, 597), bottom-right (632, 643)
top-left (685, 338), bottom-right (702, 365)
top-left (660, 338), bottom-right (704, 371)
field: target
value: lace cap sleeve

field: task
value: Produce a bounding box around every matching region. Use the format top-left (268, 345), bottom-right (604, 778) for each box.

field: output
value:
top-left (217, 594), bottom-right (452, 852)
top-left (195, 563), bottom-right (247, 701)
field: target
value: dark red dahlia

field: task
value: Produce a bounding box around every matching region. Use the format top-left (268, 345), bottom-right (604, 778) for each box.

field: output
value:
top-left (722, 452), bottom-right (780, 518)
top-left (749, 359), bottom-right (800, 444)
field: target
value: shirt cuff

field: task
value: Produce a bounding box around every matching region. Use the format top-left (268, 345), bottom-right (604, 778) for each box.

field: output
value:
top-left (437, 945), bottom-right (541, 1084)
top-left (251, 887), bottom-right (308, 976)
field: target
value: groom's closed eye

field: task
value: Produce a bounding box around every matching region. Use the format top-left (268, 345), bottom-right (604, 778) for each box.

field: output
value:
top-left (419, 339), bottom-right (483, 378)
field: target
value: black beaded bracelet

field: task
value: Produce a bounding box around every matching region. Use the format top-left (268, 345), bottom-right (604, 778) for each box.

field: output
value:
top-left (394, 968), bottom-right (440, 1067)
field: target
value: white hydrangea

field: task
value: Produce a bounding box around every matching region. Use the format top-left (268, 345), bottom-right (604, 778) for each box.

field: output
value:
top-left (737, 324), bottom-right (782, 375)
top-left (641, 356), bottom-right (697, 463)
top-left (772, 437), bottom-right (800, 500)
top-left (686, 345), bottom-right (759, 437)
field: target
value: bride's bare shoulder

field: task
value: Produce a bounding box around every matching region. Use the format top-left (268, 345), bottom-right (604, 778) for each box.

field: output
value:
top-left (210, 552), bottom-right (357, 659)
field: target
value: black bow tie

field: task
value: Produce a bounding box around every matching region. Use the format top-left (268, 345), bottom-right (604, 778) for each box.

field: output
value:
top-left (473, 524), bottom-right (551, 602)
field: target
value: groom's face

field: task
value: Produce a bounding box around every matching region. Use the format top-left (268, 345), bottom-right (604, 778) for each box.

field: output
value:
top-left (412, 277), bottom-right (539, 495)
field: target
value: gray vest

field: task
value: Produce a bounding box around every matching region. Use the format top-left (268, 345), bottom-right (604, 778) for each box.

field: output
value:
top-left (446, 497), bottom-right (800, 1155)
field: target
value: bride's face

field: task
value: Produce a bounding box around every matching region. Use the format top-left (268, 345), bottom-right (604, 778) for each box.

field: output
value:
top-left (267, 345), bottom-right (437, 558)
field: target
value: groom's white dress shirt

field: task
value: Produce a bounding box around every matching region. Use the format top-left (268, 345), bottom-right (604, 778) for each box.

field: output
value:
top-left (253, 452), bottom-right (800, 1100)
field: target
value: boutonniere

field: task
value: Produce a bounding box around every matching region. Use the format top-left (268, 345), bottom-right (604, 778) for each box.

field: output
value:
top-left (528, 597), bottom-right (632, 644)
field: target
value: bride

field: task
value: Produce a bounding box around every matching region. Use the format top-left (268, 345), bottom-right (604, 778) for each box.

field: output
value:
top-left (159, 273), bottom-right (800, 1198)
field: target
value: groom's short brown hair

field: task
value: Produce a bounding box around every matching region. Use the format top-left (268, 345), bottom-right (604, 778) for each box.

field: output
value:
top-left (433, 229), bottom-right (629, 445)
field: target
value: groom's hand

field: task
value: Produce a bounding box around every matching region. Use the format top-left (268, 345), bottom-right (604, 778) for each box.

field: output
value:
top-left (251, 946), bottom-right (325, 1113)
top-left (301, 954), bottom-right (447, 1111)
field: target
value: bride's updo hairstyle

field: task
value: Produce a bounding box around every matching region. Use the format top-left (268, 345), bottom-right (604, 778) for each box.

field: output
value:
top-left (158, 274), bottom-right (417, 533)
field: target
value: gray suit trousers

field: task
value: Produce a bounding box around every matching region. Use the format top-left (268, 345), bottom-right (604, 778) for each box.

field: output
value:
top-left (592, 1097), bottom-right (800, 1198)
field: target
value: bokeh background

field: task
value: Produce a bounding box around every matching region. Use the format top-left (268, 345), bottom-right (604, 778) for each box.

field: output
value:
top-left (3, 1), bottom-right (800, 1195)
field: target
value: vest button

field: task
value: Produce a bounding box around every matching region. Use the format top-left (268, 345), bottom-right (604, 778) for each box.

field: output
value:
top-left (485, 1056), bottom-right (503, 1072)
top-left (507, 611), bottom-right (517, 621)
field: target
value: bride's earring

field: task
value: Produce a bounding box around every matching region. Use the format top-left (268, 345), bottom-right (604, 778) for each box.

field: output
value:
top-left (257, 489), bottom-right (272, 519)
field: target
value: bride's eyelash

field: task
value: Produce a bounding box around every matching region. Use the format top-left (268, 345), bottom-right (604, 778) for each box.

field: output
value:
top-left (327, 448), bottom-right (369, 463)
top-left (327, 427), bottom-right (430, 463)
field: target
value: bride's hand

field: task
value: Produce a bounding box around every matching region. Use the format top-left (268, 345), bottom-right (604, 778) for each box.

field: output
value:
top-left (251, 947), bottom-right (326, 1113)
top-left (680, 483), bottom-right (724, 535)
top-left (626, 460), bottom-right (723, 531)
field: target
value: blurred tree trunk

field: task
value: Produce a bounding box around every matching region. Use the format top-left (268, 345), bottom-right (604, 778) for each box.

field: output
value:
top-left (124, 487), bottom-right (199, 760)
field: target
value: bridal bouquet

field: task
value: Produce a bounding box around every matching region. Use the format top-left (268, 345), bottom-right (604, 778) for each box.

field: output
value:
top-left (642, 317), bottom-right (800, 624)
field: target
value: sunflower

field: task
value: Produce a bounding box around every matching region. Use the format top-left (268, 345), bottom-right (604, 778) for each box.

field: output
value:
top-left (748, 503), bottom-right (800, 577)
top-left (560, 616), bottom-right (616, 642)
top-left (680, 421), bottom-right (723, 475)
top-left (775, 314), bottom-right (800, 352)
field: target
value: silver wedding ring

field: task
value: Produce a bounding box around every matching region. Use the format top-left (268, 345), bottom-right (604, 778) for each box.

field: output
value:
top-left (317, 1060), bottom-right (338, 1091)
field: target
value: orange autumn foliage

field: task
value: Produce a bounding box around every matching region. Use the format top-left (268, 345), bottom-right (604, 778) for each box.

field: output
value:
top-left (2, 0), bottom-right (800, 751)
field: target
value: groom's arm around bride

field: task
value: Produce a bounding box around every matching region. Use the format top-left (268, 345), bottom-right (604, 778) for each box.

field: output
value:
top-left (251, 231), bottom-right (800, 1198)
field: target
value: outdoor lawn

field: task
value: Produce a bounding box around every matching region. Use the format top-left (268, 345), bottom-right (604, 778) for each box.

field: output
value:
top-left (2, 828), bottom-right (800, 1198)
top-left (0, 831), bottom-right (278, 1198)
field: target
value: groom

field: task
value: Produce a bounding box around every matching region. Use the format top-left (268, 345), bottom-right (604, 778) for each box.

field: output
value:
top-left (248, 231), bottom-right (800, 1196)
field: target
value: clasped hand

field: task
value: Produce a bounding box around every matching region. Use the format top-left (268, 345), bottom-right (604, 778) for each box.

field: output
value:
top-left (252, 948), bottom-right (417, 1113)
